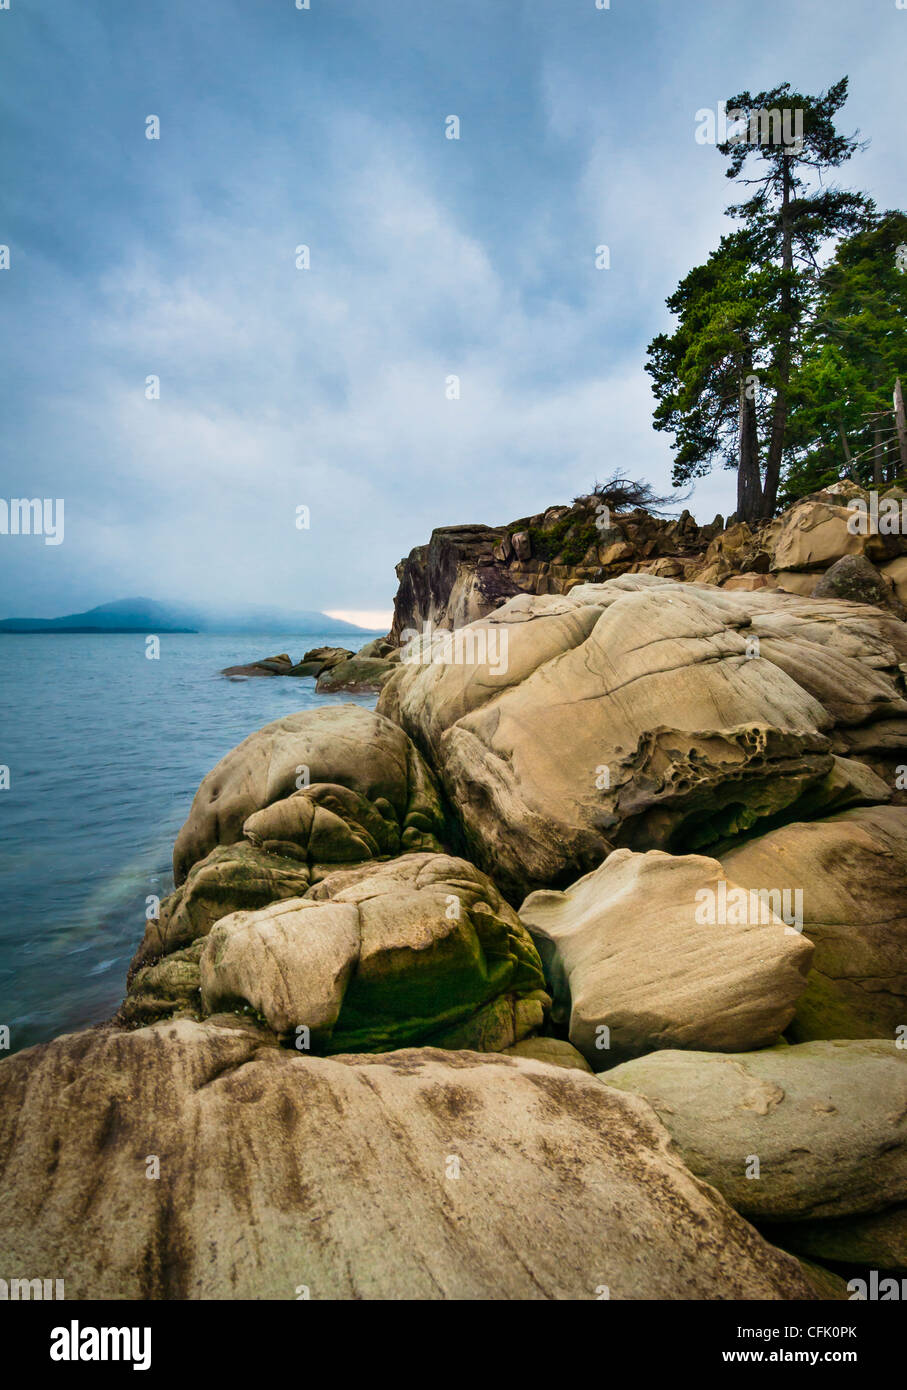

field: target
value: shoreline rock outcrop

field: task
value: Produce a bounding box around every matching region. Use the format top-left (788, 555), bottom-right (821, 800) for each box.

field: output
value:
top-left (5, 490), bottom-right (907, 1301)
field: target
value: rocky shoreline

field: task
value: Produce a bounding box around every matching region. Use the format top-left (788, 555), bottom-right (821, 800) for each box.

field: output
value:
top-left (3, 491), bottom-right (907, 1300)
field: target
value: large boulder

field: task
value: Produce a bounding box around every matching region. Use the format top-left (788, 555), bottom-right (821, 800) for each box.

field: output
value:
top-left (812, 554), bottom-right (907, 619)
top-left (720, 806), bottom-right (907, 1041)
top-left (379, 576), bottom-right (907, 897)
top-left (0, 1019), bottom-right (816, 1299)
top-left (603, 1040), bottom-right (907, 1222)
top-left (172, 706), bottom-right (445, 885)
top-left (197, 852), bottom-right (548, 1052)
top-left (770, 499), bottom-right (883, 573)
top-left (519, 848), bottom-right (813, 1067)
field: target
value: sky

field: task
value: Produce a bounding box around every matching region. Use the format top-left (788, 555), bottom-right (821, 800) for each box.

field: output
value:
top-left (1, 0), bottom-right (905, 629)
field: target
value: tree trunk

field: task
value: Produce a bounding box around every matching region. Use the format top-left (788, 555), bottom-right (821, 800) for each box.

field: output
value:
top-left (895, 377), bottom-right (907, 477)
top-left (737, 365), bottom-right (762, 524)
top-left (761, 161), bottom-right (793, 518)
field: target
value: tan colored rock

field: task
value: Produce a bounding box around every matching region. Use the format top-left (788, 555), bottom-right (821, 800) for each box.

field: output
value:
top-left (200, 898), bottom-right (360, 1039)
top-left (722, 573), bottom-right (777, 591)
top-left (882, 555), bottom-right (907, 607)
top-left (520, 848), bottom-right (812, 1067)
top-left (774, 569), bottom-right (822, 596)
top-left (511, 530), bottom-right (532, 561)
top-left (771, 500), bottom-right (872, 572)
top-left (172, 706), bottom-right (444, 884)
top-left (381, 576), bottom-right (907, 896)
top-left (191, 852), bottom-right (547, 1052)
top-left (603, 1040), bottom-right (907, 1221)
top-left (0, 1019), bottom-right (816, 1299)
top-left (720, 805), bottom-right (907, 1041)
top-left (501, 1037), bottom-right (594, 1072)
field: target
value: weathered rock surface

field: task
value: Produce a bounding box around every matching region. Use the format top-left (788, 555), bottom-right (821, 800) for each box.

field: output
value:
top-left (172, 706), bottom-right (445, 885)
top-left (520, 848), bottom-right (813, 1067)
top-left (380, 575), bottom-right (907, 897)
top-left (720, 806), bottom-right (907, 1041)
top-left (770, 499), bottom-right (881, 573)
top-left (501, 1037), bottom-right (594, 1072)
top-left (0, 1019), bottom-right (816, 1300)
top-left (198, 852), bottom-right (548, 1052)
top-left (603, 1040), bottom-right (907, 1222)
top-left (812, 553), bottom-right (907, 618)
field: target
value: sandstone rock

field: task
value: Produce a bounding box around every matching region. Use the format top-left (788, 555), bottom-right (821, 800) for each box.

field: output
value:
top-left (501, 1037), bottom-right (594, 1072)
top-left (603, 1040), bottom-right (907, 1221)
top-left (221, 654), bottom-right (293, 678)
top-left (882, 555), bottom-right (907, 607)
top-left (722, 573), bottom-right (777, 592)
top-left (356, 637), bottom-right (395, 660)
top-left (793, 1258), bottom-right (851, 1301)
top-left (520, 848), bottom-right (812, 1067)
top-left (380, 576), bottom-right (907, 897)
top-left (200, 898), bottom-right (360, 1040)
top-left (720, 806), bottom-right (907, 1040)
top-left (511, 530), bottom-right (532, 561)
top-left (771, 500), bottom-right (874, 572)
top-left (824, 480), bottom-right (867, 501)
top-left (302, 646), bottom-right (352, 669)
top-left (774, 570), bottom-right (822, 596)
top-left (189, 852), bottom-right (547, 1052)
top-left (172, 706), bottom-right (445, 885)
top-left (0, 1019), bottom-right (816, 1299)
top-left (120, 940), bottom-right (204, 1026)
top-left (288, 852), bottom-right (547, 1052)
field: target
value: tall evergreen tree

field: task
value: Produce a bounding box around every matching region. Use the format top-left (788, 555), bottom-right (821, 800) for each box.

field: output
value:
top-left (717, 78), bottom-right (870, 514)
top-left (648, 78), bottom-right (872, 522)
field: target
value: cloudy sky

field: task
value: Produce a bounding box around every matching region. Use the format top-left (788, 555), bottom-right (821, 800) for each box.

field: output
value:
top-left (1, 0), bottom-right (904, 627)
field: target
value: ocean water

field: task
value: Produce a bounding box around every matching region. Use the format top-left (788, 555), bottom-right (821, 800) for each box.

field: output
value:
top-left (0, 632), bottom-right (378, 1055)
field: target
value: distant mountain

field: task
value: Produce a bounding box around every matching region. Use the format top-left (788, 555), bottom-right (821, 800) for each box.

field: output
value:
top-left (0, 597), bottom-right (379, 635)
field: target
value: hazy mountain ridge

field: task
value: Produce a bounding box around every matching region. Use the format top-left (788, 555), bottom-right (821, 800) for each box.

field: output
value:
top-left (0, 597), bottom-right (378, 635)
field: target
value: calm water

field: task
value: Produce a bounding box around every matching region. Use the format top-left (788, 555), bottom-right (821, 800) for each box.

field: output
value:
top-left (0, 632), bottom-right (378, 1055)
